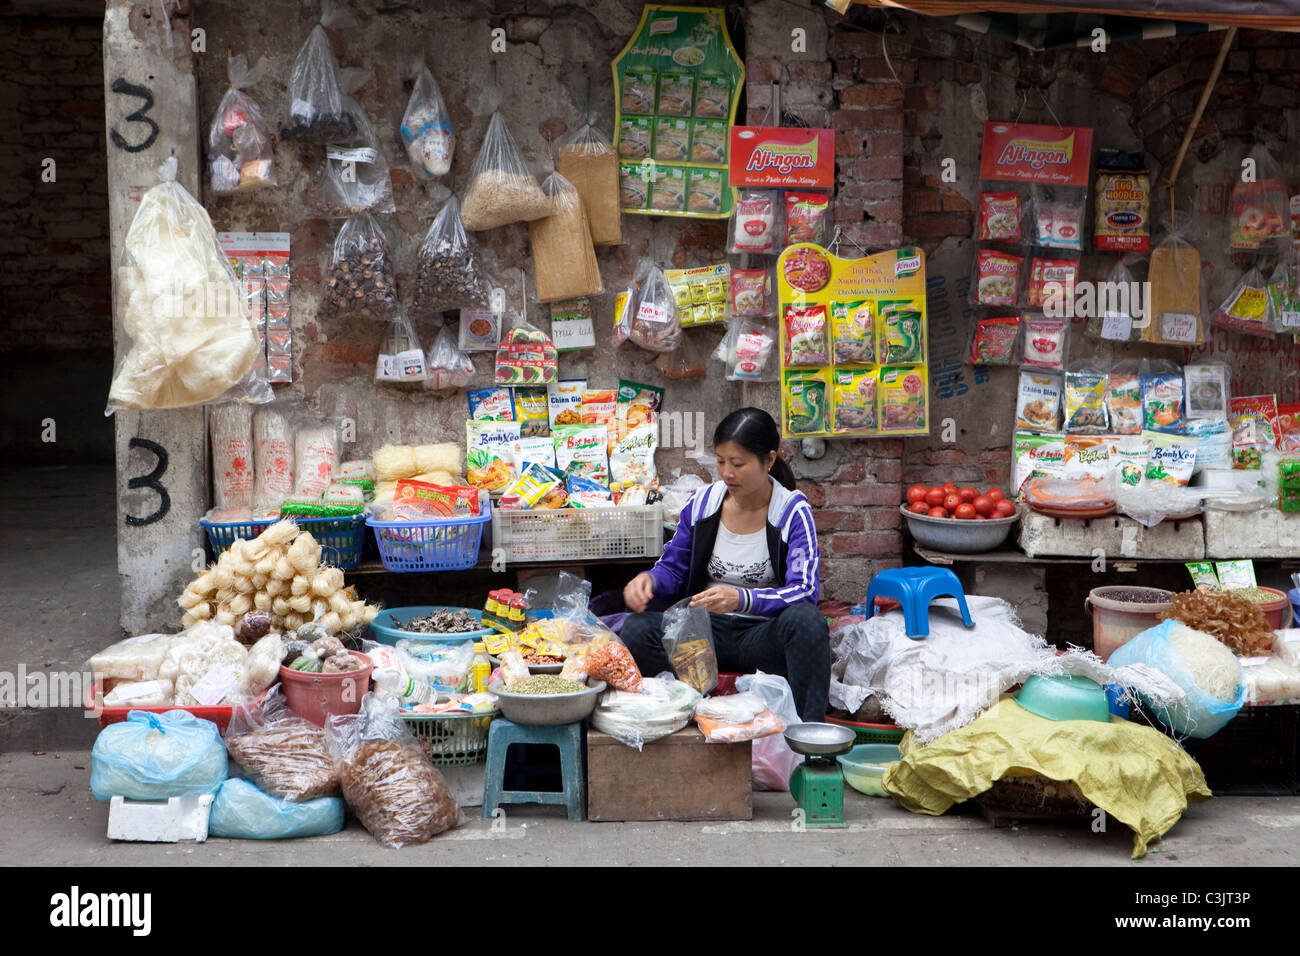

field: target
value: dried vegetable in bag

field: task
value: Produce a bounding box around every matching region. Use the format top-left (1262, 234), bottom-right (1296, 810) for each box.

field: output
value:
top-left (400, 60), bottom-right (454, 181)
top-left (530, 171), bottom-right (603, 302)
top-left (1268, 263), bottom-right (1300, 333)
top-left (1229, 144), bottom-right (1289, 252)
top-left (225, 688), bottom-right (339, 801)
top-left (208, 55), bottom-right (275, 195)
top-left (107, 158), bottom-right (267, 413)
top-left (557, 123), bottom-right (621, 246)
top-left (375, 314), bottom-right (428, 385)
top-left (1144, 232), bottom-right (1203, 345)
top-left (318, 213), bottom-right (398, 322)
top-left (310, 76), bottom-right (396, 216)
top-left (1211, 267), bottom-right (1273, 338)
top-left (461, 112), bottom-right (552, 230)
top-left (424, 325), bottom-right (475, 391)
top-left (627, 258), bottom-right (683, 353)
top-left (280, 8), bottom-right (355, 144)
top-left (412, 196), bottom-right (492, 316)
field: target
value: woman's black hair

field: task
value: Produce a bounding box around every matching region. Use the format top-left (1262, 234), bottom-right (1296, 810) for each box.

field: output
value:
top-left (713, 407), bottom-right (796, 490)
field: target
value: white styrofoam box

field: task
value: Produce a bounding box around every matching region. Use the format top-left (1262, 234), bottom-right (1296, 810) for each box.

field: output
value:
top-left (1203, 508), bottom-right (1300, 558)
top-left (1018, 512), bottom-right (1204, 559)
top-left (107, 794), bottom-right (213, 843)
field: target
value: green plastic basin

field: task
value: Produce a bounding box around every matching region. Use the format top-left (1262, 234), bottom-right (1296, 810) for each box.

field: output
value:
top-left (1015, 674), bottom-right (1111, 723)
top-left (837, 744), bottom-right (902, 797)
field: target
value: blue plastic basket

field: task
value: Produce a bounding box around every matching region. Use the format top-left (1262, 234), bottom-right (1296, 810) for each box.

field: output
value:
top-left (366, 504), bottom-right (490, 572)
top-left (199, 514), bottom-right (368, 570)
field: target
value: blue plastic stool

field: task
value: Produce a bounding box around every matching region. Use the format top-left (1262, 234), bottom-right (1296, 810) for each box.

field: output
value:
top-left (482, 719), bottom-right (585, 821)
top-left (864, 567), bottom-right (974, 639)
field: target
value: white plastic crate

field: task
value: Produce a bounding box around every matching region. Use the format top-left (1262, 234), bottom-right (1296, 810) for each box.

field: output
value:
top-left (491, 503), bottom-right (664, 563)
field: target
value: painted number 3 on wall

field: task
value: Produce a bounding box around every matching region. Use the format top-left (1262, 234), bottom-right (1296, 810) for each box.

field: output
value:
top-left (125, 438), bottom-right (170, 526)
top-left (109, 78), bottom-right (159, 153)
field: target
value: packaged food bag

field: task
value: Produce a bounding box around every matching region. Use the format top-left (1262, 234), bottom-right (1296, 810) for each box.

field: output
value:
top-left (107, 158), bottom-right (268, 413)
top-left (208, 55), bottom-right (275, 195)
top-left (91, 710), bottom-right (228, 801)
top-left (225, 688), bottom-right (339, 801)
top-left (375, 314), bottom-right (428, 385)
top-left (210, 403), bottom-right (255, 513)
top-left (423, 325), bottom-right (476, 391)
top-left (1144, 231), bottom-right (1203, 345)
top-left (309, 71), bottom-right (396, 217)
top-left (460, 112), bottom-right (552, 230)
top-left (280, 5), bottom-right (356, 144)
top-left (627, 258), bottom-right (683, 353)
top-left (412, 196), bottom-right (492, 316)
top-left (723, 316), bottom-right (778, 382)
top-left (557, 123), bottom-right (621, 245)
top-left (1211, 267), bottom-right (1273, 338)
top-left (1085, 258), bottom-right (1139, 342)
top-left (318, 213), bottom-right (399, 322)
top-left (968, 316), bottom-right (1020, 365)
top-left (1183, 364), bottom-right (1229, 420)
top-left (1093, 150), bottom-right (1150, 253)
top-left (1140, 359), bottom-right (1186, 433)
top-left (1105, 361), bottom-right (1142, 435)
top-left (660, 600), bottom-right (717, 695)
top-left (1229, 144), bottom-right (1290, 253)
top-left (1229, 395), bottom-right (1280, 470)
top-left (730, 189), bottom-right (780, 255)
top-left (736, 672), bottom-right (803, 791)
top-left (695, 693), bottom-right (785, 743)
top-left (400, 59), bottom-right (454, 181)
top-left (1064, 365), bottom-right (1109, 434)
top-left (529, 171), bottom-right (603, 302)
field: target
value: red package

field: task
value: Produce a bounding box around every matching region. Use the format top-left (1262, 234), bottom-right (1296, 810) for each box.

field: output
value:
top-left (730, 268), bottom-right (772, 318)
top-left (1277, 403), bottom-right (1300, 453)
top-left (978, 192), bottom-right (1020, 242)
top-left (783, 304), bottom-right (830, 366)
top-left (1027, 257), bottom-right (1079, 311)
top-left (393, 479), bottom-right (480, 519)
top-left (785, 192), bottom-right (830, 246)
top-left (976, 249), bottom-right (1022, 306)
top-left (969, 316), bottom-right (1020, 365)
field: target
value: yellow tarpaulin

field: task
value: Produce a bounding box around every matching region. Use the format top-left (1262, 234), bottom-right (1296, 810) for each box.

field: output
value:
top-left (882, 697), bottom-right (1212, 858)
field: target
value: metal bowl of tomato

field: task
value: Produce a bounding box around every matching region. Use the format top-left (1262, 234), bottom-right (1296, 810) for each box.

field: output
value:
top-left (900, 484), bottom-right (1020, 553)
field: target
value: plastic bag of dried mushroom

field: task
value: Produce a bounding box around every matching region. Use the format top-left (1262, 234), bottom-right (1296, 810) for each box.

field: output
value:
top-left (318, 213), bottom-right (398, 322)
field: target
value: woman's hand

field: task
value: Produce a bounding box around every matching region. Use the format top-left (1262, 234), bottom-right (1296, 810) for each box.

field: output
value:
top-left (624, 572), bottom-right (655, 614)
top-left (690, 586), bottom-right (740, 614)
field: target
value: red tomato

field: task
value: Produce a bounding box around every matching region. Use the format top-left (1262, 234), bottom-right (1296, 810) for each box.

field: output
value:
top-left (975, 513), bottom-right (987, 520)
top-left (987, 488), bottom-right (1005, 503)
top-left (906, 484), bottom-right (929, 504)
top-left (955, 503), bottom-right (977, 520)
top-left (927, 506), bottom-right (948, 519)
top-left (924, 488), bottom-right (946, 508)
top-left (973, 495), bottom-right (994, 517)
top-left (943, 493), bottom-right (962, 512)
top-left (994, 499), bottom-right (1016, 517)
top-left (941, 481), bottom-right (958, 494)
top-left (908, 500), bottom-right (930, 515)
top-left (957, 486), bottom-right (978, 503)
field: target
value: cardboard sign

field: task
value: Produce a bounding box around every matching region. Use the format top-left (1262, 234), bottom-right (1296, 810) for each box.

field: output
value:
top-left (979, 122), bottom-right (1093, 187)
top-left (729, 126), bottom-right (834, 189)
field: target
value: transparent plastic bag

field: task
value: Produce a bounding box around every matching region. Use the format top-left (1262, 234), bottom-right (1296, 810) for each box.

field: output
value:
top-left (208, 55), bottom-right (275, 195)
top-left (627, 258), bottom-right (683, 353)
top-left (531, 171), bottom-right (603, 302)
top-left (660, 599), bottom-right (718, 694)
top-left (318, 213), bottom-right (398, 322)
top-left (225, 687), bottom-right (339, 801)
top-left (1211, 267), bottom-right (1274, 338)
top-left (424, 325), bottom-right (476, 391)
top-left (375, 314), bottom-right (428, 385)
top-left (400, 59), bottom-right (454, 181)
top-left (557, 123), bottom-right (621, 246)
top-left (1144, 229), bottom-right (1203, 346)
top-left (208, 777), bottom-right (344, 840)
top-left (591, 674), bottom-right (701, 750)
top-left (655, 335), bottom-right (709, 380)
top-left (107, 158), bottom-right (270, 414)
top-left (280, 3), bottom-right (356, 144)
top-left (87, 633), bottom-right (172, 683)
top-left (736, 671), bottom-right (803, 791)
top-left (695, 692), bottom-right (786, 743)
top-left (1229, 144), bottom-right (1290, 253)
top-left (412, 196), bottom-right (492, 315)
top-left (729, 188), bottom-right (781, 255)
top-left (461, 112), bottom-right (552, 230)
top-left (310, 72), bottom-right (395, 216)
top-left (720, 315), bottom-right (778, 382)
top-left (91, 710), bottom-right (228, 801)
top-left (1085, 258), bottom-right (1139, 342)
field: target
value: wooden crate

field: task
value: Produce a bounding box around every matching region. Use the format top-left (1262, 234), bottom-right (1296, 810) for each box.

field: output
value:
top-left (586, 725), bottom-right (752, 822)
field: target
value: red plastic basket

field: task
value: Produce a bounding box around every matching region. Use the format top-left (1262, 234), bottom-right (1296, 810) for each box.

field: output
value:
top-left (86, 687), bottom-right (252, 732)
top-left (825, 713), bottom-right (906, 744)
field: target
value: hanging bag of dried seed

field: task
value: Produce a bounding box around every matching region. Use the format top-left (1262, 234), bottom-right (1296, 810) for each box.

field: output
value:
top-left (460, 112), bottom-right (553, 231)
top-left (208, 54), bottom-right (276, 195)
top-left (529, 171), bottom-right (604, 303)
top-left (310, 70), bottom-right (396, 217)
top-left (556, 123), bottom-right (621, 246)
top-left (401, 58), bottom-right (455, 181)
top-left (280, 1), bottom-right (356, 144)
top-left (412, 196), bottom-right (492, 316)
top-left (318, 213), bottom-right (399, 322)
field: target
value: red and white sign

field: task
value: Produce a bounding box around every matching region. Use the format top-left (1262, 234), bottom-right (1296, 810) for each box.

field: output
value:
top-left (979, 122), bottom-right (1093, 187)
top-left (729, 126), bottom-right (834, 189)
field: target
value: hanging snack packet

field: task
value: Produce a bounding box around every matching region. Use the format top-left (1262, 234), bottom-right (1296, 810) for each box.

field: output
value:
top-left (726, 318), bottom-right (777, 381)
top-left (466, 419), bottom-right (520, 491)
top-left (1029, 187), bottom-right (1084, 251)
top-left (878, 368), bottom-right (929, 433)
top-left (1026, 258), bottom-right (1079, 313)
top-left (1140, 362), bottom-right (1185, 433)
top-left (318, 214), bottom-right (398, 322)
top-left (1064, 366), bottom-right (1109, 434)
top-left (1105, 363), bottom-right (1142, 435)
top-left (530, 171), bottom-right (603, 303)
top-left (495, 323), bottom-right (558, 385)
top-left (628, 259), bottom-right (683, 353)
top-left (280, 13), bottom-right (354, 143)
top-left (1020, 316), bottom-right (1068, 370)
top-left (783, 369), bottom-right (831, 436)
top-left (557, 124), bottom-right (622, 246)
top-left (832, 368), bottom-right (877, 433)
top-left (1085, 258), bottom-right (1139, 341)
top-left (1142, 430), bottom-right (1198, 487)
top-left (968, 316), bottom-right (1020, 365)
top-left (423, 327), bottom-right (475, 392)
top-left (976, 249), bottom-right (1022, 306)
top-left (877, 300), bottom-right (925, 364)
top-left (1015, 370), bottom-right (1063, 431)
top-left (730, 189), bottom-right (779, 255)
top-left (547, 379), bottom-right (585, 428)
top-left (730, 268), bottom-right (773, 318)
top-left (1277, 402), bottom-right (1300, 453)
top-left (375, 315), bottom-right (428, 385)
top-left (1229, 395), bottom-right (1280, 470)
top-left (1144, 233), bottom-right (1203, 345)
top-left (513, 388), bottom-right (550, 438)
top-left (553, 424), bottom-right (609, 484)
top-left (783, 304), bottom-right (830, 367)
top-left (412, 196), bottom-right (492, 316)
top-left (1013, 432), bottom-right (1067, 497)
top-left (831, 300), bottom-right (874, 364)
top-left (468, 386), bottom-right (514, 421)
top-left (1183, 364), bottom-right (1229, 420)
top-left (401, 61), bottom-right (454, 180)
top-left (208, 55), bottom-right (275, 195)
top-left (461, 113), bottom-right (552, 230)
top-left (978, 191), bottom-right (1021, 242)
top-left (1211, 267), bottom-right (1272, 338)
top-left (1229, 145), bottom-right (1289, 252)
top-left (1094, 150), bottom-right (1150, 253)
top-left (785, 193), bottom-right (830, 246)
top-left (609, 423), bottom-right (659, 497)
top-left (1268, 263), bottom-right (1300, 332)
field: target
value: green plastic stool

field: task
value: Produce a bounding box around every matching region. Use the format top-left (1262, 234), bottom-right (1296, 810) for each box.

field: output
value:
top-left (482, 718), bottom-right (585, 822)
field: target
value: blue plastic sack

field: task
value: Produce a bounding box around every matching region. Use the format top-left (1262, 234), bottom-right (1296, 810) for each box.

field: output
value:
top-left (1108, 619), bottom-right (1244, 739)
top-left (91, 710), bottom-right (228, 801)
top-left (208, 778), bottom-right (344, 840)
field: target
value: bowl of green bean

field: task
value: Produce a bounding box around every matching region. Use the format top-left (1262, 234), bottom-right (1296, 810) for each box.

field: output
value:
top-left (492, 677), bottom-right (607, 725)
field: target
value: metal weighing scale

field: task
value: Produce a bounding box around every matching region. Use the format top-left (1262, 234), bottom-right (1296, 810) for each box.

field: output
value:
top-left (785, 722), bottom-right (856, 828)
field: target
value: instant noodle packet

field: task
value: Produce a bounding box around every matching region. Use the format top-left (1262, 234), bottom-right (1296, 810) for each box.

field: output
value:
top-left (978, 191), bottom-right (1020, 242)
top-left (784, 304), bottom-right (830, 366)
top-left (977, 249), bottom-right (1022, 306)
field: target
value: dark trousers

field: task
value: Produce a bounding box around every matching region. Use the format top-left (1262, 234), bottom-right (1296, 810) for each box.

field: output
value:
top-left (619, 602), bottom-right (831, 722)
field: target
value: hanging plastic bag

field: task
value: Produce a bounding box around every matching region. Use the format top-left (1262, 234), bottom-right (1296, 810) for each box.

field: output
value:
top-left (310, 71), bottom-right (396, 217)
top-left (375, 314), bottom-right (428, 385)
top-left (400, 59), bottom-right (454, 181)
top-left (655, 335), bottom-right (709, 380)
top-left (280, 3), bottom-right (356, 144)
top-left (208, 55), bottom-right (275, 195)
top-left (1085, 258), bottom-right (1139, 342)
top-left (318, 213), bottom-right (398, 322)
top-left (424, 325), bottom-right (476, 391)
top-left (1143, 229), bottom-right (1203, 346)
top-left (557, 123), bottom-right (622, 246)
top-left (1268, 262), bottom-right (1300, 333)
top-left (1211, 267), bottom-right (1273, 338)
top-left (736, 671), bottom-right (803, 791)
top-left (224, 687), bottom-right (339, 801)
top-left (627, 258), bottom-right (683, 353)
top-left (208, 778), bottom-right (344, 840)
top-left (660, 599), bottom-right (718, 695)
top-left (107, 158), bottom-right (269, 414)
top-left (495, 310), bottom-right (558, 386)
top-left (530, 171), bottom-right (603, 302)
top-left (1229, 144), bottom-right (1290, 253)
top-left (412, 195), bottom-right (492, 316)
top-left (461, 112), bottom-right (552, 230)
top-left (325, 693), bottom-right (460, 847)
top-left (720, 315), bottom-right (778, 382)
top-left (91, 710), bottom-right (228, 801)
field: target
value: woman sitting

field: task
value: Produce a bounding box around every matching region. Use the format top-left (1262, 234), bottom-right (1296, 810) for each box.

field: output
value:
top-left (621, 407), bottom-right (831, 721)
